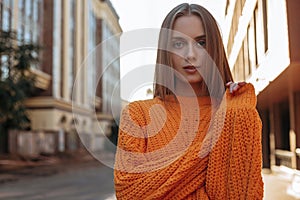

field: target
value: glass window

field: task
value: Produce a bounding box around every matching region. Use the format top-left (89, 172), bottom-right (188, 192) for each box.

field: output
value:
top-left (17, 0), bottom-right (42, 43)
top-left (1, 0), bottom-right (13, 31)
top-left (17, 0), bottom-right (43, 69)
top-left (0, 0), bottom-right (13, 80)
top-left (248, 17), bottom-right (257, 70)
top-left (262, 0), bottom-right (268, 52)
top-left (17, 0), bottom-right (24, 41)
top-left (24, 0), bottom-right (32, 41)
top-left (1, 56), bottom-right (9, 80)
top-left (243, 35), bottom-right (251, 77)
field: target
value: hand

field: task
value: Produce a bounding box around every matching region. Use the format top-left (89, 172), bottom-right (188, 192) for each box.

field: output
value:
top-left (226, 81), bottom-right (246, 95)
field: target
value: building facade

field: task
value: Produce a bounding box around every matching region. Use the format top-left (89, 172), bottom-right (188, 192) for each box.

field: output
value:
top-left (0, 0), bottom-right (122, 154)
top-left (224, 0), bottom-right (300, 171)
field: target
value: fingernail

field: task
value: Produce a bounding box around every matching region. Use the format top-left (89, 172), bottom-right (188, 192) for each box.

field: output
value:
top-left (230, 82), bottom-right (238, 93)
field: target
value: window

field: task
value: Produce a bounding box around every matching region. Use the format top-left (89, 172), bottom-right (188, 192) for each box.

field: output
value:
top-left (0, 0), bottom-right (14, 79)
top-left (254, 5), bottom-right (263, 66)
top-left (102, 21), bottom-right (118, 114)
top-left (262, 0), bottom-right (268, 52)
top-left (247, 18), bottom-right (257, 70)
top-left (0, 0), bottom-right (13, 31)
top-left (18, 0), bottom-right (43, 69)
top-left (87, 0), bottom-right (96, 106)
top-left (254, 0), bottom-right (269, 67)
top-left (243, 32), bottom-right (251, 77)
top-left (18, 0), bottom-right (42, 44)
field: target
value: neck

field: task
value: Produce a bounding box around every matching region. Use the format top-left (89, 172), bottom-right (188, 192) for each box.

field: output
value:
top-left (175, 81), bottom-right (208, 97)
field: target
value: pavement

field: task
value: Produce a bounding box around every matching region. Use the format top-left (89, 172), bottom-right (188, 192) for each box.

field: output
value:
top-left (263, 167), bottom-right (300, 200)
top-left (0, 149), bottom-right (116, 200)
top-left (0, 148), bottom-right (98, 185)
top-left (1, 150), bottom-right (300, 200)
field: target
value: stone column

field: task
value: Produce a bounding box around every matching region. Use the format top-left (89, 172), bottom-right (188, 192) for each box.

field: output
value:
top-left (294, 92), bottom-right (300, 170)
top-left (269, 104), bottom-right (276, 167)
top-left (289, 90), bottom-right (297, 169)
top-left (82, 0), bottom-right (88, 105)
top-left (260, 109), bottom-right (271, 168)
top-left (74, 0), bottom-right (82, 104)
top-left (62, 0), bottom-right (70, 101)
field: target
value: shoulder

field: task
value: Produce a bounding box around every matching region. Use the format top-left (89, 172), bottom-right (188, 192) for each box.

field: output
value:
top-left (225, 83), bottom-right (257, 109)
top-left (125, 98), bottom-right (162, 112)
top-left (121, 98), bottom-right (162, 124)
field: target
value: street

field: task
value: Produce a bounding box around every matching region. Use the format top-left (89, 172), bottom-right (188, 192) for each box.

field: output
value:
top-left (0, 159), bottom-right (116, 200)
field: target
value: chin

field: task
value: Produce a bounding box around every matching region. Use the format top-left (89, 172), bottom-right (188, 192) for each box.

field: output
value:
top-left (187, 79), bottom-right (203, 84)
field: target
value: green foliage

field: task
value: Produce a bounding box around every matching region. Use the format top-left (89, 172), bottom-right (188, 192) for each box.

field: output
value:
top-left (0, 30), bottom-right (40, 131)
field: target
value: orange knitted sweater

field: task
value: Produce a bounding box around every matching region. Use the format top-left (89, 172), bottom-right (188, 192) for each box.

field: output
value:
top-left (114, 83), bottom-right (264, 199)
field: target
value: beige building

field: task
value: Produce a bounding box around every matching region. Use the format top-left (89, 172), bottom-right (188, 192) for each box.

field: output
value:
top-left (0, 0), bottom-right (122, 154)
top-left (224, 0), bottom-right (300, 171)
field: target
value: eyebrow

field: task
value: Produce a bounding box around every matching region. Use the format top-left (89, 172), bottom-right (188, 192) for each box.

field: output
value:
top-left (171, 34), bottom-right (206, 40)
top-left (194, 35), bottom-right (206, 40)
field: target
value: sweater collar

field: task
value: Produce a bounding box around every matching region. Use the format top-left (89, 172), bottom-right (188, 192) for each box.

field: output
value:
top-left (162, 95), bottom-right (212, 106)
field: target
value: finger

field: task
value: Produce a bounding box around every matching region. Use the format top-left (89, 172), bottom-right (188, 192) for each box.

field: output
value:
top-left (238, 81), bottom-right (246, 86)
top-left (232, 85), bottom-right (241, 93)
top-left (229, 82), bottom-right (239, 93)
top-left (226, 81), bottom-right (233, 87)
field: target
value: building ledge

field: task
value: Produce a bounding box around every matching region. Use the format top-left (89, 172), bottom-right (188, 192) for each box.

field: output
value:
top-left (97, 113), bottom-right (113, 121)
top-left (30, 68), bottom-right (51, 90)
top-left (24, 97), bottom-right (91, 116)
top-left (275, 149), bottom-right (294, 158)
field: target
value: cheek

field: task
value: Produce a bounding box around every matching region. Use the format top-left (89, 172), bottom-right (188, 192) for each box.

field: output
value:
top-left (171, 53), bottom-right (183, 68)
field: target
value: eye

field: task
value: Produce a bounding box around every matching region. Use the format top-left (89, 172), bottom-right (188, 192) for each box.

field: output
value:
top-left (197, 40), bottom-right (206, 48)
top-left (172, 40), bottom-right (186, 49)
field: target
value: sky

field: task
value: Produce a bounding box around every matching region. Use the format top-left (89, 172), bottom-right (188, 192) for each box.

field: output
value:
top-left (110, 0), bottom-right (225, 102)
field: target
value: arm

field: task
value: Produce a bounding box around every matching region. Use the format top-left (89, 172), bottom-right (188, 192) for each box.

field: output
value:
top-left (229, 108), bottom-right (264, 199)
top-left (114, 101), bottom-right (209, 199)
top-left (206, 84), bottom-right (264, 199)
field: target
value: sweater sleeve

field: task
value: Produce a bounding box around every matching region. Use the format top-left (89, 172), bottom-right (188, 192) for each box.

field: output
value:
top-left (114, 101), bottom-right (209, 200)
top-left (229, 107), bottom-right (264, 199)
top-left (114, 102), bottom-right (150, 199)
top-left (206, 84), bottom-right (264, 199)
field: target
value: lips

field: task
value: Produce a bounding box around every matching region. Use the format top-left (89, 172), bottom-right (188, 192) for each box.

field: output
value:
top-left (183, 65), bottom-right (197, 73)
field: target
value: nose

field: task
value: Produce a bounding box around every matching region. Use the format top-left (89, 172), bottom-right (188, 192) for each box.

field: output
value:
top-left (185, 42), bottom-right (196, 62)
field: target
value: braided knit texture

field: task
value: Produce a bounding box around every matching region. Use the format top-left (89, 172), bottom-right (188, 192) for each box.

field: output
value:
top-left (114, 83), bottom-right (264, 200)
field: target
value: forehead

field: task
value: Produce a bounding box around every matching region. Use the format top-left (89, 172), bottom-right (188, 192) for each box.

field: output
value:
top-left (172, 14), bottom-right (205, 38)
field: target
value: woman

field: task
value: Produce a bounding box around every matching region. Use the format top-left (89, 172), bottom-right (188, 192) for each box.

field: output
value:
top-left (114, 3), bottom-right (263, 199)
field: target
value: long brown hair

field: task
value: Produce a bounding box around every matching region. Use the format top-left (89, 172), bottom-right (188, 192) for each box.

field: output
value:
top-left (153, 3), bottom-right (233, 100)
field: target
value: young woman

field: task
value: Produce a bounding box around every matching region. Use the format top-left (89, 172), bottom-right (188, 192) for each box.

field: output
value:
top-left (114, 3), bottom-right (263, 199)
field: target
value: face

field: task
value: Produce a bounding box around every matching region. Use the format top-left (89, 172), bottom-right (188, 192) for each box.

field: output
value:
top-left (170, 14), bottom-right (206, 88)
